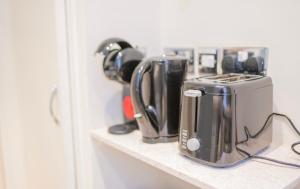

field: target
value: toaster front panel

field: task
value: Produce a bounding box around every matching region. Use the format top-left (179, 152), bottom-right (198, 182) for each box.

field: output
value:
top-left (179, 86), bottom-right (238, 166)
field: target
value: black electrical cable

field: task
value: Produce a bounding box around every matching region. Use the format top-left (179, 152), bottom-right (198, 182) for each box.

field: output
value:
top-left (252, 155), bottom-right (300, 168)
top-left (236, 146), bottom-right (300, 168)
top-left (236, 113), bottom-right (300, 168)
top-left (292, 141), bottom-right (300, 155)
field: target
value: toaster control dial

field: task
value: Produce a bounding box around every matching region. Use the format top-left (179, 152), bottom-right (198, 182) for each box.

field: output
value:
top-left (186, 138), bottom-right (200, 151)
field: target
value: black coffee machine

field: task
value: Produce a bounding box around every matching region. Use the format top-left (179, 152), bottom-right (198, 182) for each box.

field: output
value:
top-left (96, 38), bottom-right (144, 134)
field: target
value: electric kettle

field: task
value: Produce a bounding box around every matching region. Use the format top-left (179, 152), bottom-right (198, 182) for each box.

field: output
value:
top-left (131, 56), bottom-right (188, 143)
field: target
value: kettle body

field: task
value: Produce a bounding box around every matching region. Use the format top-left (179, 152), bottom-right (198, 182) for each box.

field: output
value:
top-left (131, 56), bottom-right (188, 143)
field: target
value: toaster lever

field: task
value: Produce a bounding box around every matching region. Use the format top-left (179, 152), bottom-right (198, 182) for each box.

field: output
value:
top-left (184, 89), bottom-right (204, 97)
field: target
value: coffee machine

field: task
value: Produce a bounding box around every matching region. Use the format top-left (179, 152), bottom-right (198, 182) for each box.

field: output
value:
top-left (96, 38), bottom-right (144, 134)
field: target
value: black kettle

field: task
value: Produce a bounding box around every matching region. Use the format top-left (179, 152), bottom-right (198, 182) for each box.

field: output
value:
top-left (131, 56), bottom-right (188, 143)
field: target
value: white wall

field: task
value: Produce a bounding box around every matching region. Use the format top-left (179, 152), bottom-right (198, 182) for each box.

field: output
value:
top-left (160, 0), bottom-right (300, 145)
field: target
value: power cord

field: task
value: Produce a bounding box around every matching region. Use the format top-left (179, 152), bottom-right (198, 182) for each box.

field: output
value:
top-left (236, 113), bottom-right (300, 168)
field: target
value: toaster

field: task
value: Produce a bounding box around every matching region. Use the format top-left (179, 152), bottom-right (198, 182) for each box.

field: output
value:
top-left (179, 73), bottom-right (273, 167)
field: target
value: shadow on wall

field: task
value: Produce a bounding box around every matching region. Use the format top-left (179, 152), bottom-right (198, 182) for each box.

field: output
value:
top-left (272, 103), bottom-right (283, 146)
top-left (92, 142), bottom-right (199, 189)
top-left (272, 103), bottom-right (299, 146)
top-left (104, 89), bottom-right (123, 126)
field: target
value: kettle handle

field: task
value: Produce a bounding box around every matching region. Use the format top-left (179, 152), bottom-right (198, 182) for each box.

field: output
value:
top-left (130, 60), bottom-right (159, 130)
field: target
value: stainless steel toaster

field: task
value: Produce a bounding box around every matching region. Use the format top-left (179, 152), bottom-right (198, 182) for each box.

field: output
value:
top-left (179, 73), bottom-right (273, 167)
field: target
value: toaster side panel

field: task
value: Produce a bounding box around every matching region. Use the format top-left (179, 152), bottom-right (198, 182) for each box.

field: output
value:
top-left (235, 82), bottom-right (273, 155)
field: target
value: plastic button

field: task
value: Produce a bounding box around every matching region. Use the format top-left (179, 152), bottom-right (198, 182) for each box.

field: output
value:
top-left (187, 138), bottom-right (200, 151)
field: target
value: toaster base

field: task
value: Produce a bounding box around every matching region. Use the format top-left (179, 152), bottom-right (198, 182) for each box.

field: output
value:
top-left (180, 153), bottom-right (247, 168)
top-left (142, 136), bottom-right (178, 144)
top-left (180, 145), bottom-right (270, 168)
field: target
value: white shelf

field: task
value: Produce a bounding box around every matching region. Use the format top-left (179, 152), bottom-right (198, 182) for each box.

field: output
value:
top-left (91, 128), bottom-right (300, 189)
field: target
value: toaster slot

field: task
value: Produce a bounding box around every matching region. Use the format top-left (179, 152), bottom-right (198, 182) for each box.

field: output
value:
top-left (194, 94), bottom-right (232, 162)
top-left (182, 89), bottom-right (204, 133)
top-left (194, 97), bottom-right (199, 133)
